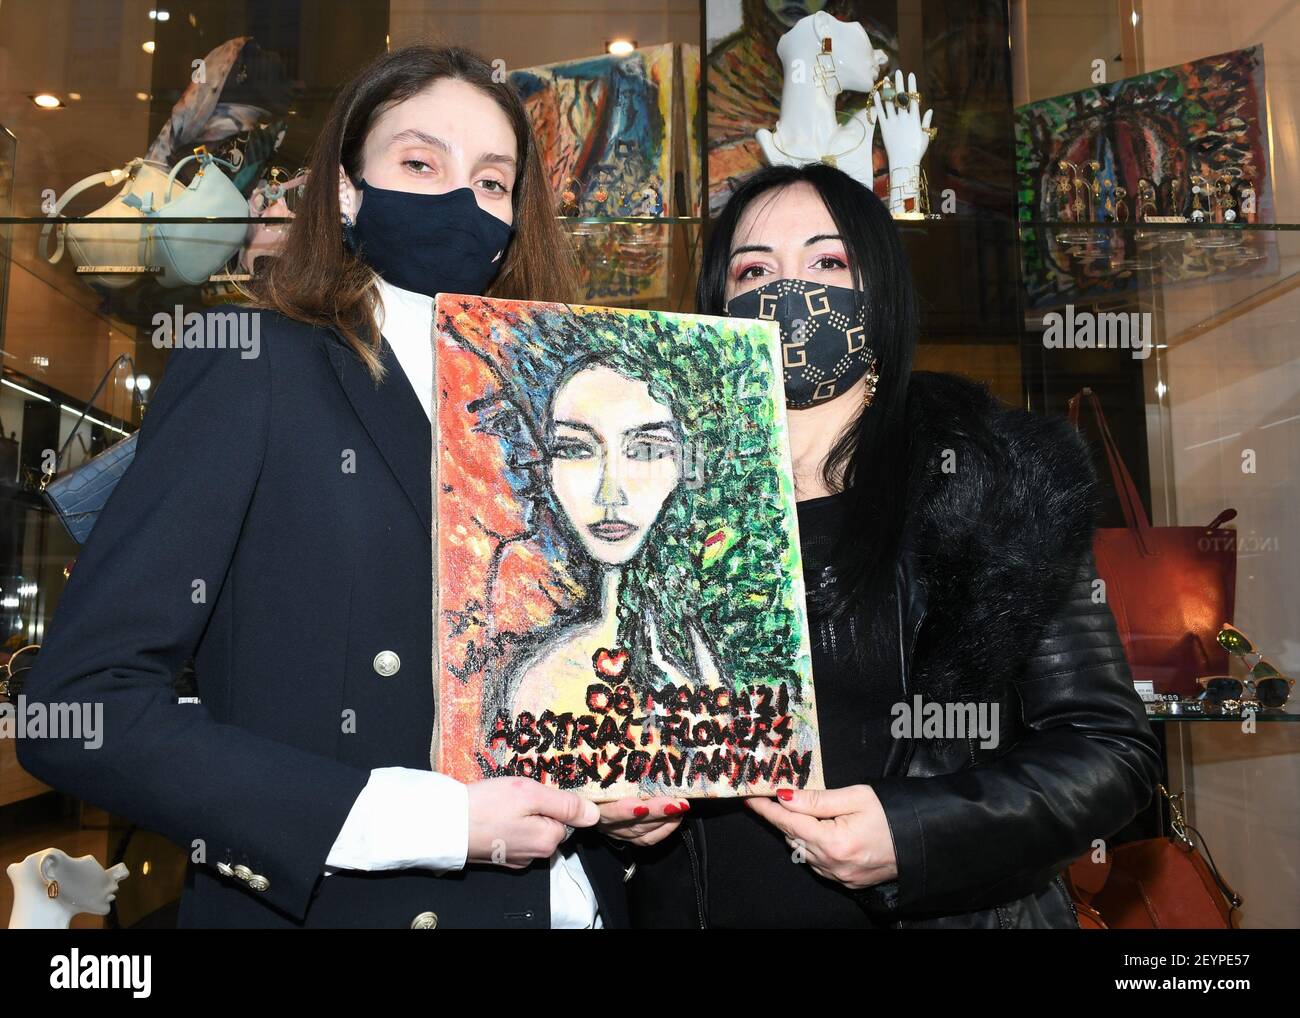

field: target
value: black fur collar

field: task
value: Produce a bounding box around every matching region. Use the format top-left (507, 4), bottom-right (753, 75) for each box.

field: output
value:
top-left (899, 372), bottom-right (1099, 705)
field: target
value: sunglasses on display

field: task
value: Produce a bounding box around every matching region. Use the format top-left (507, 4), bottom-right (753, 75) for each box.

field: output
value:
top-left (1196, 624), bottom-right (1296, 709)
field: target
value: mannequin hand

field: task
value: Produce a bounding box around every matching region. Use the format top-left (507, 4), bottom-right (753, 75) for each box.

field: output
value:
top-left (598, 796), bottom-right (688, 847)
top-left (465, 777), bottom-right (599, 868)
top-left (873, 70), bottom-right (934, 170)
top-left (746, 785), bottom-right (898, 890)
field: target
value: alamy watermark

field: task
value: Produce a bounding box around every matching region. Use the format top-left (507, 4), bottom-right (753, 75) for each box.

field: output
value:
top-left (0, 696), bottom-right (102, 749)
top-left (1042, 304), bottom-right (1152, 360)
top-left (890, 695), bottom-right (1000, 750)
top-left (49, 950), bottom-right (150, 997)
top-left (151, 306), bottom-right (261, 359)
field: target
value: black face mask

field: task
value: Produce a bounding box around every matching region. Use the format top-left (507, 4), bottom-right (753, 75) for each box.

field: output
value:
top-left (725, 278), bottom-right (876, 409)
top-left (346, 179), bottom-right (515, 298)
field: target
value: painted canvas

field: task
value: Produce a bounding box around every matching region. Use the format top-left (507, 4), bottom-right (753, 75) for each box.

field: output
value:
top-left (1016, 46), bottom-right (1275, 309)
top-left (433, 294), bottom-right (822, 801)
top-left (510, 44), bottom-right (674, 218)
top-left (510, 45), bottom-right (675, 301)
top-left (683, 43), bottom-right (703, 217)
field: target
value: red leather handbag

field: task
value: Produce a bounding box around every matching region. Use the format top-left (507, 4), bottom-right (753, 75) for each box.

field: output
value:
top-left (1068, 389), bottom-right (1237, 697)
top-left (1066, 785), bottom-right (1241, 929)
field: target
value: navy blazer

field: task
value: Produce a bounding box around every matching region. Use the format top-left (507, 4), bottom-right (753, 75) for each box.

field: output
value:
top-left (17, 305), bottom-right (629, 928)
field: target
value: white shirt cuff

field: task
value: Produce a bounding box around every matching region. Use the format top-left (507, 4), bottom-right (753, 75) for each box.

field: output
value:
top-left (324, 767), bottom-right (468, 874)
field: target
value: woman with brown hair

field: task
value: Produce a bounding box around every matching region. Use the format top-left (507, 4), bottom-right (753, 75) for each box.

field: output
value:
top-left (18, 44), bottom-right (631, 928)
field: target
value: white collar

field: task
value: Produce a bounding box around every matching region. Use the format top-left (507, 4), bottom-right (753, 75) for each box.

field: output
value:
top-left (373, 276), bottom-right (434, 422)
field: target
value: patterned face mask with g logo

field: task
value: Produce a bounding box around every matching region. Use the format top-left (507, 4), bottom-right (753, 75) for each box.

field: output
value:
top-left (725, 278), bottom-right (878, 409)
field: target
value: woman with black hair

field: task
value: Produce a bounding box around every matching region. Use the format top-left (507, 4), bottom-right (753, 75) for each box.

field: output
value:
top-left (604, 163), bottom-right (1163, 929)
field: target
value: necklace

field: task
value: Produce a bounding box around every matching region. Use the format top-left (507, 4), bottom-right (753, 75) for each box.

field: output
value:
top-left (770, 116), bottom-right (869, 169)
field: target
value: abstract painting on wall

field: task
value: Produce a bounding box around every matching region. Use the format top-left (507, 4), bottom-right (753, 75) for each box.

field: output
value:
top-left (433, 294), bottom-right (823, 801)
top-left (510, 44), bottom-right (676, 301)
top-left (1016, 46), bottom-right (1275, 309)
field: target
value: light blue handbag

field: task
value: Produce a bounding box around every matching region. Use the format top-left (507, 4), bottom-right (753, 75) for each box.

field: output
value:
top-left (39, 158), bottom-right (183, 289)
top-left (120, 146), bottom-right (249, 288)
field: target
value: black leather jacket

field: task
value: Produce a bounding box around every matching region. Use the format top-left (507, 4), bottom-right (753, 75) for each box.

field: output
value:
top-left (628, 372), bottom-right (1164, 929)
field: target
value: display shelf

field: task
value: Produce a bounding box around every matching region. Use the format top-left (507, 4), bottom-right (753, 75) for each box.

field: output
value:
top-left (1145, 707), bottom-right (1300, 723)
top-left (1015, 220), bottom-right (1300, 374)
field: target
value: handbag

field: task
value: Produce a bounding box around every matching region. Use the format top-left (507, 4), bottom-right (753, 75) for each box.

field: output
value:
top-left (39, 158), bottom-right (183, 289)
top-left (1065, 785), bottom-right (1241, 929)
top-left (123, 146), bottom-right (249, 288)
top-left (40, 355), bottom-right (140, 545)
top-left (40, 147), bottom-right (247, 290)
top-left (1068, 388), bottom-right (1237, 697)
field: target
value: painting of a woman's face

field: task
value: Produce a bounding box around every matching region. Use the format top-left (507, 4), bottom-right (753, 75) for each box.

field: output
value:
top-left (547, 364), bottom-right (683, 567)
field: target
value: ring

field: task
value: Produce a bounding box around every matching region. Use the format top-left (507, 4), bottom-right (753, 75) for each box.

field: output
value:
top-left (563, 824), bottom-right (575, 839)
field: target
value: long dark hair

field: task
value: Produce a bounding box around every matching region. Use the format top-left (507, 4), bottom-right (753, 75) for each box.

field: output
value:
top-left (248, 44), bottom-right (577, 381)
top-left (697, 163), bottom-right (919, 627)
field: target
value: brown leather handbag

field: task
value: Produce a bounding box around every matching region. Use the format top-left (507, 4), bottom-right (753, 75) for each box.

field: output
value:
top-left (1065, 785), bottom-right (1242, 929)
top-left (1068, 388), bottom-right (1238, 697)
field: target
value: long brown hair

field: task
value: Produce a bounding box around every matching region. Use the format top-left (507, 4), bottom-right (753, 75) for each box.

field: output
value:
top-left (247, 44), bottom-right (577, 380)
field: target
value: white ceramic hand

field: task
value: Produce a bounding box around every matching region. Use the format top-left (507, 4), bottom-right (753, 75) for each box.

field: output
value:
top-left (873, 70), bottom-right (934, 170)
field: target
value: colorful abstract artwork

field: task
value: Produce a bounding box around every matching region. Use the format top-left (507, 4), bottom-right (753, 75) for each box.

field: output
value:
top-left (433, 295), bottom-right (822, 801)
top-left (1016, 46), bottom-right (1275, 309)
top-left (683, 43), bottom-right (703, 217)
top-left (511, 45), bottom-right (676, 301)
top-left (510, 44), bottom-right (675, 218)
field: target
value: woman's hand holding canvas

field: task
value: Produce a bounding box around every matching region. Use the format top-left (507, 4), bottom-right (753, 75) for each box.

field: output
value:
top-left (745, 785), bottom-right (898, 889)
top-left (433, 295), bottom-right (824, 802)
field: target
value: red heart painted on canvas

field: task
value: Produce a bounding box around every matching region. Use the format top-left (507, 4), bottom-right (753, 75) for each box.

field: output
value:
top-left (593, 648), bottom-right (629, 677)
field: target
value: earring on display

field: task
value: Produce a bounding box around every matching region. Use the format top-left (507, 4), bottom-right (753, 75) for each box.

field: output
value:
top-left (559, 177), bottom-right (581, 217)
top-left (1083, 160), bottom-right (1103, 221)
top-left (559, 180), bottom-right (579, 215)
top-left (1136, 178), bottom-right (1158, 221)
top-left (1054, 163), bottom-right (1074, 219)
top-left (45, 878), bottom-right (59, 899)
top-left (814, 35), bottom-right (842, 98)
top-left (1217, 167), bottom-right (1242, 223)
top-left (1190, 175), bottom-right (1208, 222)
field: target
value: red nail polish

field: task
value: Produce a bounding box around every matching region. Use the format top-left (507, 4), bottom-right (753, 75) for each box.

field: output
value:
top-left (777, 789), bottom-right (794, 801)
top-left (663, 804), bottom-right (680, 816)
top-left (633, 806), bottom-right (650, 818)
top-left (679, 801), bottom-right (691, 812)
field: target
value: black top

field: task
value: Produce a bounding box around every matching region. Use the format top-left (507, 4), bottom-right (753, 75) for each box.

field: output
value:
top-left (698, 490), bottom-right (900, 928)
